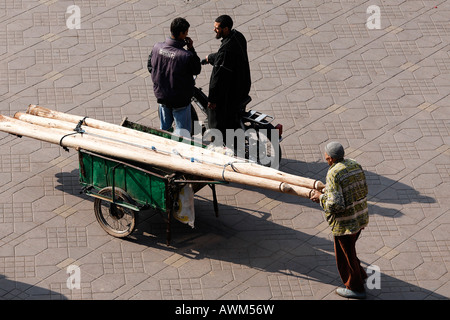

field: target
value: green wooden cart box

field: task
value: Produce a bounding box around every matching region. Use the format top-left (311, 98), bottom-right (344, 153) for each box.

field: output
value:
top-left (78, 119), bottom-right (222, 244)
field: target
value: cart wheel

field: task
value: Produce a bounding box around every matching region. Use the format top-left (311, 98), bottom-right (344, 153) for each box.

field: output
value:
top-left (94, 187), bottom-right (137, 238)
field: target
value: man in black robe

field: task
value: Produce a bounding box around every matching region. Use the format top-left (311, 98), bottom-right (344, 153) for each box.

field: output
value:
top-left (204, 15), bottom-right (251, 145)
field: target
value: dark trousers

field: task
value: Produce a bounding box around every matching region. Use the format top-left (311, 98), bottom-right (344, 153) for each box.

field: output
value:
top-left (207, 104), bottom-right (240, 146)
top-left (334, 230), bottom-right (367, 292)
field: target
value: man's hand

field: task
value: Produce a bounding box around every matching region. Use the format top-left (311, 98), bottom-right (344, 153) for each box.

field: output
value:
top-left (185, 37), bottom-right (193, 49)
top-left (207, 102), bottom-right (216, 110)
top-left (310, 189), bottom-right (322, 203)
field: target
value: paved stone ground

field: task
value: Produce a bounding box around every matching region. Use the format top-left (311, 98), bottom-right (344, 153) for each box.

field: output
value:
top-left (0, 0), bottom-right (449, 300)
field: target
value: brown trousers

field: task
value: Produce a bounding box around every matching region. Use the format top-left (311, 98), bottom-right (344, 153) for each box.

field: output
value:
top-left (334, 230), bottom-right (367, 292)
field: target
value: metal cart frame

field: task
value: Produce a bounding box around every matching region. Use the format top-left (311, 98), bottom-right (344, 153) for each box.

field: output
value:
top-left (77, 120), bottom-right (223, 245)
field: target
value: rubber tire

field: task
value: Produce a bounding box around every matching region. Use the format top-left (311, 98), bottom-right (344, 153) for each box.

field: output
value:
top-left (94, 187), bottom-right (137, 238)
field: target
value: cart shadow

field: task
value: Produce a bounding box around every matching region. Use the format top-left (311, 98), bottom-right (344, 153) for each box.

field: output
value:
top-left (55, 169), bottom-right (92, 201)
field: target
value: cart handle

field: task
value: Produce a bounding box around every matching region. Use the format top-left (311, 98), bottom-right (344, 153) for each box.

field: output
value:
top-left (86, 192), bottom-right (141, 212)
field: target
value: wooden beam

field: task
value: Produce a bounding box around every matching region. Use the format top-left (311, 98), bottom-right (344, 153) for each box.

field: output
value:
top-left (0, 114), bottom-right (314, 198)
top-left (24, 105), bottom-right (324, 190)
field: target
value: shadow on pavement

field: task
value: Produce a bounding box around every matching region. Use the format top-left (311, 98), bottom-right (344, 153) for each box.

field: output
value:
top-left (53, 159), bottom-right (442, 299)
top-left (0, 275), bottom-right (68, 300)
top-left (277, 157), bottom-right (436, 217)
top-left (127, 196), bottom-right (445, 300)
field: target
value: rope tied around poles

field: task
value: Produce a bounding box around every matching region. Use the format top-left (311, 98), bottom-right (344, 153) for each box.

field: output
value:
top-left (59, 116), bottom-right (88, 152)
top-left (221, 161), bottom-right (247, 181)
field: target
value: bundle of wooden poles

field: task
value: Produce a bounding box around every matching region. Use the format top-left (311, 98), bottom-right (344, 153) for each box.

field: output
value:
top-left (0, 105), bottom-right (325, 198)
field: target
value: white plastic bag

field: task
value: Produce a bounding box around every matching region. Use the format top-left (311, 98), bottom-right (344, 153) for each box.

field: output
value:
top-left (173, 184), bottom-right (195, 228)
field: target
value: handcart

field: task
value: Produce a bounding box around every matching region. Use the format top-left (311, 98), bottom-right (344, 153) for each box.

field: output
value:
top-left (77, 119), bottom-right (224, 245)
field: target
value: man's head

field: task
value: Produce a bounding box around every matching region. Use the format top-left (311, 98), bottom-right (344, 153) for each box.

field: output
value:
top-left (324, 141), bottom-right (345, 166)
top-left (171, 17), bottom-right (190, 41)
top-left (214, 15), bottom-right (233, 39)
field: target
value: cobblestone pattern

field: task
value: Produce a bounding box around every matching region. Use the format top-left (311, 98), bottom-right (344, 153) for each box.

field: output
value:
top-left (0, 0), bottom-right (449, 300)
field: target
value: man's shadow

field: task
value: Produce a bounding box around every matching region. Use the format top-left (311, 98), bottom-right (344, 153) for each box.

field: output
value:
top-left (277, 157), bottom-right (436, 217)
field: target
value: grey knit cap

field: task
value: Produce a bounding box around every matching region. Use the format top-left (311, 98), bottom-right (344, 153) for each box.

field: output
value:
top-left (325, 141), bottom-right (345, 159)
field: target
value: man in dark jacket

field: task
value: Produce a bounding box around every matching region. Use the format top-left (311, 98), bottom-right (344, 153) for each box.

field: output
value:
top-left (205, 15), bottom-right (251, 144)
top-left (148, 17), bottom-right (201, 138)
